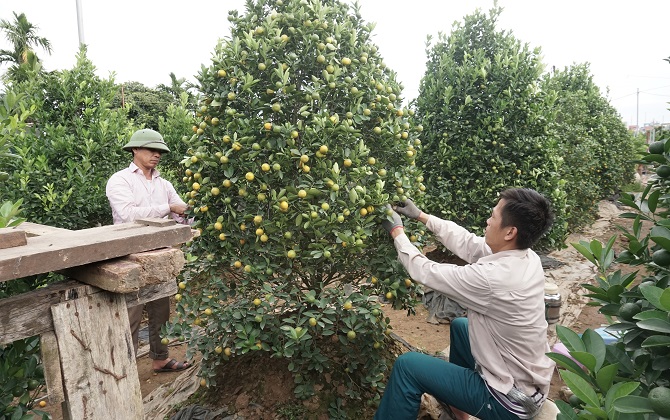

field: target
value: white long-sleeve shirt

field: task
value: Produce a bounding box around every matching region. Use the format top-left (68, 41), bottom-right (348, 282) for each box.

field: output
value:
top-left (106, 162), bottom-right (186, 224)
top-left (393, 216), bottom-right (555, 400)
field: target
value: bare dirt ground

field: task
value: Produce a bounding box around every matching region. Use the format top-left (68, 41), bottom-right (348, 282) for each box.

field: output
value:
top-left (41, 200), bottom-right (649, 419)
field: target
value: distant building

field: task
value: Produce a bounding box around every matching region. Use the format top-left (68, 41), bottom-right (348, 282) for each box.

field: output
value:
top-left (629, 122), bottom-right (670, 144)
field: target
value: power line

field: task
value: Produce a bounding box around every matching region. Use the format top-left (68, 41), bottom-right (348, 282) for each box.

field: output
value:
top-left (611, 85), bottom-right (670, 102)
top-left (643, 92), bottom-right (670, 98)
top-left (639, 84), bottom-right (670, 93)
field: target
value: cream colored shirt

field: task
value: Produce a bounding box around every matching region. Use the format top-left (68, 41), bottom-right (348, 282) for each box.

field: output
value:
top-left (393, 216), bottom-right (554, 399)
top-left (106, 162), bottom-right (186, 224)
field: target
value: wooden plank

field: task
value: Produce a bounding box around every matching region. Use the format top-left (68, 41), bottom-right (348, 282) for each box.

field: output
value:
top-left (125, 248), bottom-right (185, 286)
top-left (135, 217), bottom-right (176, 227)
top-left (1, 278), bottom-right (178, 345)
top-left (40, 331), bottom-right (65, 404)
top-left (63, 248), bottom-right (184, 293)
top-left (124, 280), bottom-right (177, 308)
top-left (0, 221), bottom-right (192, 282)
top-left (0, 280), bottom-right (93, 345)
top-left (51, 292), bottom-right (143, 420)
top-left (64, 259), bottom-right (142, 293)
top-left (0, 228), bottom-right (27, 249)
top-left (15, 222), bottom-right (70, 237)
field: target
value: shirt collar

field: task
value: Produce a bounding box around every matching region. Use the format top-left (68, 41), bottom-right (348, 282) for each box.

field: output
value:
top-left (129, 162), bottom-right (160, 179)
top-left (480, 248), bottom-right (530, 262)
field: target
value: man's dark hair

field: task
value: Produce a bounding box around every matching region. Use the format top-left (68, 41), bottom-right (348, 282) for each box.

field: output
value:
top-left (498, 188), bottom-right (554, 249)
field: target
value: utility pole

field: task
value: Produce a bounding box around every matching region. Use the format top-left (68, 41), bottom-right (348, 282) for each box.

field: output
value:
top-left (75, 0), bottom-right (85, 46)
top-left (636, 87), bottom-right (639, 133)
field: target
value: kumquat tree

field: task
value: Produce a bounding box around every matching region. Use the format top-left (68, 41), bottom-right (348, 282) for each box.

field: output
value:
top-left (165, 0), bottom-right (426, 413)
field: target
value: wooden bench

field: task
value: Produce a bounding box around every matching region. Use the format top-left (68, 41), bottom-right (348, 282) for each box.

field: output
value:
top-left (0, 219), bottom-right (193, 419)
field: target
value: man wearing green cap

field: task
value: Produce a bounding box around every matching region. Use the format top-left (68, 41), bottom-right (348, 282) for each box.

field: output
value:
top-left (106, 128), bottom-right (190, 373)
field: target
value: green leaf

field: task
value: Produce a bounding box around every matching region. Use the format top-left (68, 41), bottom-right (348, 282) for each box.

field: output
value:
top-left (556, 325), bottom-right (586, 353)
top-left (660, 287), bottom-right (670, 311)
top-left (546, 353), bottom-right (591, 382)
top-left (572, 242), bottom-right (598, 266)
top-left (590, 239), bottom-right (604, 260)
top-left (560, 370), bottom-right (600, 409)
top-left (604, 381), bottom-right (640, 415)
top-left (583, 405), bottom-right (608, 418)
top-left (636, 318), bottom-right (670, 333)
top-left (650, 225), bottom-right (670, 250)
top-left (571, 351), bottom-right (597, 372)
top-left (595, 363), bottom-right (618, 394)
top-left (554, 400), bottom-right (579, 419)
top-left (641, 335), bottom-right (670, 348)
top-left (634, 309), bottom-right (668, 321)
top-left (612, 395), bottom-right (654, 414)
top-left (647, 189), bottom-right (660, 213)
top-left (639, 283), bottom-right (664, 310)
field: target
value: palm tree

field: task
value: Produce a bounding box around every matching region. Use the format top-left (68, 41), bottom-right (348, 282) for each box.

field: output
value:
top-left (0, 12), bottom-right (52, 78)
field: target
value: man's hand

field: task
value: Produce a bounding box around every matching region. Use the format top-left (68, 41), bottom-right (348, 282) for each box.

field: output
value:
top-left (170, 203), bottom-right (188, 215)
top-left (382, 205), bottom-right (404, 235)
top-left (394, 199), bottom-right (422, 220)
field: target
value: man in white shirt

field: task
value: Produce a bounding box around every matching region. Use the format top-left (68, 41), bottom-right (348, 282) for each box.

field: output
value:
top-left (376, 188), bottom-right (555, 420)
top-left (106, 128), bottom-right (190, 373)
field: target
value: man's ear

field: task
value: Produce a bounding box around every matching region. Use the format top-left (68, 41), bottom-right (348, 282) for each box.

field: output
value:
top-left (504, 226), bottom-right (517, 242)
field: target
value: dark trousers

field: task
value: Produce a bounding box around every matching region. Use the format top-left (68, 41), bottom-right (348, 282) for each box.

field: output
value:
top-left (127, 296), bottom-right (170, 360)
top-left (374, 318), bottom-right (519, 420)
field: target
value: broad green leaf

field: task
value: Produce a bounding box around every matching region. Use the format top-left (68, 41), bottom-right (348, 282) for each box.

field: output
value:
top-left (554, 400), bottom-right (579, 419)
top-left (660, 287), bottom-right (670, 311)
top-left (647, 189), bottom-right (660, 213)
top-left (595, 363), bottom-right (618, 393)
top-left (650, 225), bottom-right (670, 250)
top-left (546, 353), bottom-right (591, 382)
top-left (572, 242), bottom-right (598, 266)
top-left (583, 405), bottom-right (608, 418)
top-left (590, 240), bottom-right (603, 260)
top-left (600, 236), bottom-right (617, 269)
top-left (642, 334), bottom-right (670, 348)
top-left (612, 395), bottom-right (654, 414)
top-left (607, 285), bottom-right (624, 303)
top-left (635, 309), bottom-right (668, 321)
top-left (560, 370), bottom-right (600, 409)
top-left (571, 351), bottom-right (597, 372)
top-left (652, 355), bottom-right (670, 370)
top-left (583, 329), bottom-right (607, 369)
top-left (636, 318), bottom-right (670, 333)
top-left (604, 382), bottom-right (640, 415)
top-left (556, 325), bottom-right (586, 353)
top-left (638, 283), bottom-right (664, 310)
top-left (606, 345), bottom-right (636, 374)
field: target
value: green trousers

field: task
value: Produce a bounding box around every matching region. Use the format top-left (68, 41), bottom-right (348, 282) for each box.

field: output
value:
top-left (374, 317), bottom-right (519, 420)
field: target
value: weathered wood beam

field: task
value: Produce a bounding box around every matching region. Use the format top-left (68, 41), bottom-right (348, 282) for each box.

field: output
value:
top-left (51, 291), bottom-right (143, 419)
top-left (62, 248), bottom-right (184, 293)
top-left (0, 279), bottom-right (177, 346)
top-left (0, 219), bottom-right (192, 282)
top-left (40, 331), bottom-right (65, 404)
top-left (14, 222), bottom-right (70, 237)
top-left (0, 227), bottom-right (27, 249)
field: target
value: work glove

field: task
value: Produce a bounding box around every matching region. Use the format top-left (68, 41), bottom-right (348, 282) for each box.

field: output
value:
top-left (394, 199), bottom-right (422, 220)
top-left (382, 205), bottom-right (404, 234)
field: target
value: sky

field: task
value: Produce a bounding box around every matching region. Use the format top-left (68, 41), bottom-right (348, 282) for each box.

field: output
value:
top-left (1, 1), bottom-right (669, 128)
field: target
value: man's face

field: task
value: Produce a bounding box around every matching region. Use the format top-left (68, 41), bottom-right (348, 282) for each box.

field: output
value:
top-left (484, 199), bottom-right (509, 253)
top-left (132, 147), bottom-right (162, 170)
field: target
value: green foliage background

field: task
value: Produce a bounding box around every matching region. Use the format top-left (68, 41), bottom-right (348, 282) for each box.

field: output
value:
top-left (416, 7), bottom-right (635, 250)
top-left (542, 63), bottom-right (636, 231)
top-left (549, 127), bottom-right (670, 419)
